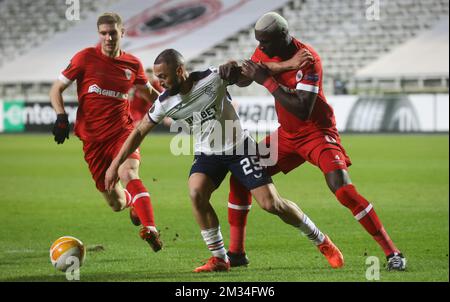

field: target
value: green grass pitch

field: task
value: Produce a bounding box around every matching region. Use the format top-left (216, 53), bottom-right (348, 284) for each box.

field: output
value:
top-left (0, 134), bottom-right (448, 282)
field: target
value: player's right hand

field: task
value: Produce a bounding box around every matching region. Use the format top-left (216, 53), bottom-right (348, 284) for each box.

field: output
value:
top-left (52, 113), bottom-right (70, 144)
top-left (219, 60), bottom-right (242, 84)
top-left (104, 164), bottom-right (119, 193)
top-left (288, 49), bottom-right (315, 70)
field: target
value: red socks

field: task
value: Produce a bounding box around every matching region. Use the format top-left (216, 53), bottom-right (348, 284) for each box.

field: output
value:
top-left (335, 184), bottom-right (399, 256)
top-left (228, 176), bottom-right (252, 254)
top-left (126, 179), bottom-right (155, 227)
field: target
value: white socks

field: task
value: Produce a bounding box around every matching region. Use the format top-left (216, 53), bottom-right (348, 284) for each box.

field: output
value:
top-left (145, 226), bottom-right (158, 233)
top-left (201, 226), bottom-right (228, 261)
top-left (297, 214), bottom-right (326, 245)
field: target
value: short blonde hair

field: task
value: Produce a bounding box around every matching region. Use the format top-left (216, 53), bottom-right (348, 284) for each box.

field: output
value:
top-left (97, 12), bottom-right (123, 28)
top-left (255, 12), bottom-right (288, 34)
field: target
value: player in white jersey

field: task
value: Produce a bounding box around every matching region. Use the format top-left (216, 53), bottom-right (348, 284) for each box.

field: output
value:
top-left (149, 66), bottom-right (247, 155)
top-left (105, 49), bottom-right (344, 272)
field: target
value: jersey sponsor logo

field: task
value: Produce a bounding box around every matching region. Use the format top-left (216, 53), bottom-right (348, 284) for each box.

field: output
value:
top-left (185, 105), bottom-right (217, 125)
top-left (296, 70), bottom-right (303, 82)
top-left (124, 69), bottom-right (132, 80)
top-left (88, 84), bottom-right (128, 99)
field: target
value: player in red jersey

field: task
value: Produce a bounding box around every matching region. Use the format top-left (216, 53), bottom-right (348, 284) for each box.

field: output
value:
top-left (49, 13), bottom-right (163, 252)
top-left (221, 12), bottom-right (406, 271)
top-left (129, 67), bottom-right (164, 125)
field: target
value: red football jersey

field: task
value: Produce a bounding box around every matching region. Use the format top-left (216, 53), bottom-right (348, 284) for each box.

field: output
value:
top-left (251, 38), bottom-right (338, 138)
top-left (59, 45), bottom-right (149, 142)
top-left (129, 78), bottom-right (163, 122)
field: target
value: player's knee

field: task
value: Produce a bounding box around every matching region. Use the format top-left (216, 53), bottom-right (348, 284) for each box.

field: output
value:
top-left (189, 188), bottom-right (210, 209)
top-left (105, 195), bottom-right (126, 212)
top-left (229, 176), bottom-right (252, 205)
top-left (109, 202), bottom-right (123, 212)
top-left (118, 169), bottom-right (138, 183)
top-left (111, 205), bottom-right (122, 212)
top-left (118, 163), bottom-right (139, 183)
top-left (257, 193), bottom-right (279, 214)
top-left (335, 184), bottom-right (368, 211)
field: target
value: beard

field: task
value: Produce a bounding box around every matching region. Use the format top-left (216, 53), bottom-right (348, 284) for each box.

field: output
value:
top-left (167, 83), bottom-right (181, 95)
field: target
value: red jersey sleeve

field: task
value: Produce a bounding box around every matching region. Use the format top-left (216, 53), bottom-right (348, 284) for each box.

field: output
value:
top-left (251, 49), bottom-right (260, 63)
top-left (59, 50), bottom-right (85, 84)
top-left (296, 60), bottom-right (321, 94)
top-left (134, 60), bottom-right (149, 86)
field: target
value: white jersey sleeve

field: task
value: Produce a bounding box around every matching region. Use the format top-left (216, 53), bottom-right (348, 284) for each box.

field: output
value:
top-left (148, 97), bottom-right (166, 124)
top-left (209, 66), bottom-right (231, 86)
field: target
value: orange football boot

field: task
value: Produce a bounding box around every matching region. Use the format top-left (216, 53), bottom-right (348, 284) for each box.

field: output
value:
top-left (194, 257), bottom-right (230, 273)
top-left (317, 235), bottom-right (344, 268)
top-left (139, 227), bottom-right (163, 252)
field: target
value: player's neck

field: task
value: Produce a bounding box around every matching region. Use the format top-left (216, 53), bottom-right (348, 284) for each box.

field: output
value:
top-left (279, 37), bottom-right (297, 60)
top-left (101, 48), bottom-right (121, 58)
top-left (179, 72), bottom-right (193, 95)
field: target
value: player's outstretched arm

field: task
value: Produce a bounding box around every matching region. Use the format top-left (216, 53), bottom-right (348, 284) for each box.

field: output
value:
top-left (136, 83), bottom-right (160, 104)
top-left (242, 60), bottom-right (317, 121)
top-left (135, 84), bottom-right (172, 127)
top-left (49, 80), bottom-right (72, 144)
top-left (263, 48), bottom-right (314, 74)
top-left (105, 115), bottom-right (156, 192)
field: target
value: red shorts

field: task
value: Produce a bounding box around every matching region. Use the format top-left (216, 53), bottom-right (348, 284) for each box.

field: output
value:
top-left (259, 128), bottom-right (352, 176)
top-left (82, 131), bottom-right (140, 192)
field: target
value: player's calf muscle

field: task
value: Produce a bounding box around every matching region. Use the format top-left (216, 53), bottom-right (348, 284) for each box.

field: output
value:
top-left (118, 160), bottom-right (140, 184)
top-left (251, 187), bottom-right (278, 213)
top-left (102, 190), bottom-right (126, 212)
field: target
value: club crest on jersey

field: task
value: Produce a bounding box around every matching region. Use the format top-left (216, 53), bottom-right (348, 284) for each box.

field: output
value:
top-left (325, 135), bottom-right (337, 144)
top-left (296, 70), bottom-right (303, 82)
top-left (124, 69), bottom-right (132, 80)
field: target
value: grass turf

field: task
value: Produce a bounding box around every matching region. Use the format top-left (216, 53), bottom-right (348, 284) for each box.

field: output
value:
top-left (0, 134), bottom-right (448, 282)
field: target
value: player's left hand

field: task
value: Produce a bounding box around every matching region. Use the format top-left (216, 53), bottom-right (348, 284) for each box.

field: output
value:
top-left (52, 113), bottom-right (70, 144)
top-left (219, 60), bottom-right (242, 84)
top-left (241, 60), bottom-right (270, 85)
top-left (104, 164), bottom-right (119, 192)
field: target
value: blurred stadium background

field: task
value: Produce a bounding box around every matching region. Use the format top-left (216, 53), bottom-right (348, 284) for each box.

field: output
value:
top-left (0, 0), bottom-right (448, 134)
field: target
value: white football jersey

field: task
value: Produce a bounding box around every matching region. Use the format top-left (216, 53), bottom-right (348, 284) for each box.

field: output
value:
top-left (148, 67), bottom-right (248, 154)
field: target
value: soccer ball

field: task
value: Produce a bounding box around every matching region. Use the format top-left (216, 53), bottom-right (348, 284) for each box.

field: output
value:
top-left (50, 236), bottom-right (86, 272)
